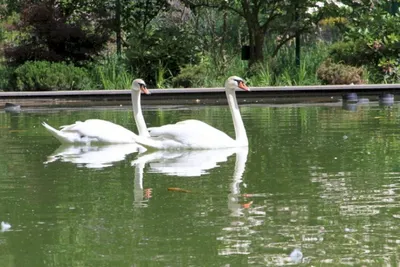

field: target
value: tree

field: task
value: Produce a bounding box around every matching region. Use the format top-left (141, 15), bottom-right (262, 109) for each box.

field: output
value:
top-left (182, 0), bottom-right (324, 67)
top-left (4, 0), bottom-right (111, 66)
top-left (121, 0), bottom-right (201, 86)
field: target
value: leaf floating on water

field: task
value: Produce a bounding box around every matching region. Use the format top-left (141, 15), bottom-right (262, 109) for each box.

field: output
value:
top-left (8, 130), bottom-right (27, 133)
top-left (241, 201), bottom-right (253, 209)
top-left (168, 187), bottom-right (192, 193)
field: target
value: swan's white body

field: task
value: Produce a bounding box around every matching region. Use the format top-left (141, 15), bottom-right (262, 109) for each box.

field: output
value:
top-left (42, 79), bottom-right (150, 145)
top-left (135, 76), bottom-right (249, 149)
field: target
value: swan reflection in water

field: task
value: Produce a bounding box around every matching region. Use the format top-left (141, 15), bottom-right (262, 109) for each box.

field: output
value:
top-left (44, 144), bottom-right (144, 169)
top-left (133, 147), bottom-right (251, 215)
top-left (132, 147), bottom-right (247, 177)
top-left (44, 144), bottom-right (250, 209)
top-left (44, 143), bottom-right (154, 207)
top-left (131, 147), bottom-right (248, 207)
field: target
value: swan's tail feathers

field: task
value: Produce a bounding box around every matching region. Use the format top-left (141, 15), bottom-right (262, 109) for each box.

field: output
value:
top-left (42, 122), bottom-right (72, 144)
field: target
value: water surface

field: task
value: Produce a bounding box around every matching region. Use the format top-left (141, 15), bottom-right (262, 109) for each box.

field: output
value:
top-left (1, 102), bottom-right (400, 266)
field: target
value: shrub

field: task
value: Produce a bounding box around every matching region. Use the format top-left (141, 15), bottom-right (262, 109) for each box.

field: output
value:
top-left (329, 40), bottom-right (376, 66)
top-left (328, 3), bottom-right (400, 83)
top-left (14, 61), bottom-right (92, 91)
top-left (317, 59), bottom-right (364, 85)
top-left (172, 63), bottom-right (209, 88)
top-left (4, 1), bottom-right (109, 66)
top-left (0, 64), bottom-right (14, 91)
top-left (125, 25), bottom-right (200, 87)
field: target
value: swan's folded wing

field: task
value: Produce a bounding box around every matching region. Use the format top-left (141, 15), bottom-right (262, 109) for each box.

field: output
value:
top-left (60, 119), bottom-right (137, 143)
top-left (148, 119), bottom-right (234, 148)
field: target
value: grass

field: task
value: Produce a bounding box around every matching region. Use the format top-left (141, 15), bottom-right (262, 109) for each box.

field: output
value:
top-left (175, 42), bottom-right (330, 88)
top-left (90, 54), bottom-right (135, 90)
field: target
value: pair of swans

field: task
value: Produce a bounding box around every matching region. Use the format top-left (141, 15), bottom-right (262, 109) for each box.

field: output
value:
top-left (42, 76), bottom-right (249, 149)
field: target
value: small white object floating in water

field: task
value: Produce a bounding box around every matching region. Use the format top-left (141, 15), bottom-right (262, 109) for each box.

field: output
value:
top-left (289, 248), bottom-right (303, 263)
top-left (1, 221), bottom-right (11, 232)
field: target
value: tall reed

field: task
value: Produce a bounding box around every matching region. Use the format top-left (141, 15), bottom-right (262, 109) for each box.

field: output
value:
top-left (91, 54), bottom-right (135, 90)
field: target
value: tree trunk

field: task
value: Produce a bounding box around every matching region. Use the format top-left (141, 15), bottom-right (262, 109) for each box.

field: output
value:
top-left (116, 0), bottom-right (121, 55)
top-left (249, 27), bottom-right (265, 67)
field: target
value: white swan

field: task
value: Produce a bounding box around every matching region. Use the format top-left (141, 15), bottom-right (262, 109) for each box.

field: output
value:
top-left (134, 76), bottom-right (249, 149)
top-left (42, 79), bottom-right (150, 144)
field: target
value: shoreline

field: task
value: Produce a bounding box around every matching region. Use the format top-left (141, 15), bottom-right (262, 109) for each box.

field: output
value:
top-left (1, 84), bottom-right (399, 108)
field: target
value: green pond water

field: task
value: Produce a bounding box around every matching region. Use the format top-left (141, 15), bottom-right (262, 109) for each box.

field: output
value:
top-left (1, 101), bottom-right (400, 266)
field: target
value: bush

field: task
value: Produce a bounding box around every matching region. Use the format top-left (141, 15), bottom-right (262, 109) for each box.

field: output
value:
top-left (0, 64), bottom-right (14, 91)
top-left (329, 40), bottom-right (376, 66)
top-left (14, 61), bottom-right (92, 91)
top-left (126, 25), bottom-right (200, 87)
top-left (172, 63), bottom-right (209, 88)
top-left (4, 1), bottom-right (109, 66)
top-left (317, 59), bottom-right (364, 85)
top-left (328, 3), bottom-right (400, 83)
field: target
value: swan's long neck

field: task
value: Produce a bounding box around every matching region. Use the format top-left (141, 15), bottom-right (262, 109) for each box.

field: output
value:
top-left (131, 90), bottom-right (150, 137)
top-left (226, 90), bottom-right (248, 146)
top-left (230, 148), bottom-right (249, 194)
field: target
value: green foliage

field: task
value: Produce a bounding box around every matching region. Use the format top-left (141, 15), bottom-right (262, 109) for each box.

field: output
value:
top-left (14, 61), bottom-right (92, 91)
top-left (155, 62), bottom-right (173, 88)
top-left (329, 40), bottom-right (373, 66)
top-left (0, 12), bottom-right (20, 46)
top-left (172, 53), bottom-right (250, 88)
top-left (246, 42), bottom-right (327, 86)
top-left (0, 64), bottom-right (14, 90)
top-left (329, 2), bottom-right (400, 83)
top-left (89, 54), bottom-right (134, 90)
top-left (0, 0), bottom-right (24, 15)
top-left (4, 0), bottom-right (110, 66)
top-left (172, 63), bottom-right (210, 88)
top-left (125, 24), bottom-right (200, 87)
top-left (172, 42), bottom-right (328, 88)
top-left (378, 57), bottom-right (400, 83)
top-left (317, 59), bottom-right (364, 85)
top-left (121, 0), bottom-right (170, 33)
top-left (247, 63), bottom-right (273, 86)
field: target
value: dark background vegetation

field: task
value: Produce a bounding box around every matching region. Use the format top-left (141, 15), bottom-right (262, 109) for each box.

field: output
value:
top-left (0, 0), bottom-right (398, 90)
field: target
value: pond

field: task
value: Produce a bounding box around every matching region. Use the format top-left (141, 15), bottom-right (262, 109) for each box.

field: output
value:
top-left (1, 100), bottom-right (400, 266)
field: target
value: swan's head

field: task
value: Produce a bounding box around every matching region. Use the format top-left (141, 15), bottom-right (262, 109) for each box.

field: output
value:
top-left (132, 79), bottom-right (150, 94)
top-left (225, 76), bottom-right (249, 91)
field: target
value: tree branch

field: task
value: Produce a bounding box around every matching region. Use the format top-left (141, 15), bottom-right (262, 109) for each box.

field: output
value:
top-left (271, 25), bottom-right (310, 57)
top-left (180, 0), bottom-right (244, 17)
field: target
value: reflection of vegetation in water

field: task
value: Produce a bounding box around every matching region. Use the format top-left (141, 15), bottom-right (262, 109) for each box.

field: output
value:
top-left (1, 103), bottom-right (400, 265)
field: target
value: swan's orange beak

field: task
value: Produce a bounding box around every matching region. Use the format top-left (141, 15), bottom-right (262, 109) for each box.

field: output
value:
top-left (238, 81), bottom-right (250, 91)
top-left (140, 85), bottom-right (151, 95)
